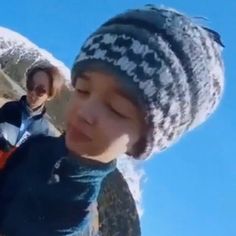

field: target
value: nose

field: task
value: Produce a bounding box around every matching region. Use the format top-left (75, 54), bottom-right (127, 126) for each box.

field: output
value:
top-left (76, 98), bottom-right (98, 125)
top-left (27, 91), bottom-right (36, 100)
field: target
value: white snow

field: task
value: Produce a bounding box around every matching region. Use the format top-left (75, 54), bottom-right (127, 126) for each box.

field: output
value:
top-left (0, 26), bottom-right (70, 82)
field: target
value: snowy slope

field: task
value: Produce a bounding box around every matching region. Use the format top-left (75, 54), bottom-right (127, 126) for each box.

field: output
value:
top-left (0, 26), bottom-right (70, 84)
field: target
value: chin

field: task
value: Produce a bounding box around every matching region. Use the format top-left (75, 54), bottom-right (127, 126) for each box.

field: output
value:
top-left (65, 132), bottom-right (72, 149)
top-left (65, 133), bottom-right (80, 154)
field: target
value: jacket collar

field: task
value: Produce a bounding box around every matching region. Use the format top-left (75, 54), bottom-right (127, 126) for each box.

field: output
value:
top-left (20, 95), bottom-right (46, 120)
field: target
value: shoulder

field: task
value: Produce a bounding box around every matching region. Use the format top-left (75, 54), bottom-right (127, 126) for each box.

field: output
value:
top-left (11, 134), bottom-right (55, 153)
top-left (0, 100), bottom-right (22, 123)
top-left (23, 134), bottom-right (66, 165)
top-left (25, 134), bottom-right (61, 147)
top-left (0, 100), bottom-right (20, 111)
top-left (0, 135), bottom-right (54, 174)
top-left (0, 135), bottom-right (65, 178)
top-left (25, 134), bottom-right (65, 156)
top-left (13, 135), bottom-right (63, 163)
top-left (40, 117), bottom-right (61, 137)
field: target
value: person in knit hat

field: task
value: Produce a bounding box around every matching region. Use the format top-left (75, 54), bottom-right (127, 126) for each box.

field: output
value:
top-left (0, 5), bottom-right (224, 236)
top-left (71, 5), bottom-right (224, 160)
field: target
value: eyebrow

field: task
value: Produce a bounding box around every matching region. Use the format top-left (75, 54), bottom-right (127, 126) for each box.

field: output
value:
top-left (114, 88), bottom-right (139, 108)
top-left (77, 72), bottom-right (91, 80)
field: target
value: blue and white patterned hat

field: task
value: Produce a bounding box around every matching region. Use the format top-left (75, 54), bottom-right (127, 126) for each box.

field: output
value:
top-left (71, 5), bottom-right (225, 159)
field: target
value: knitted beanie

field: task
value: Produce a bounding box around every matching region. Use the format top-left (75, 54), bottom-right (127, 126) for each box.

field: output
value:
top-left (71, 5), bottom-right (225, 160)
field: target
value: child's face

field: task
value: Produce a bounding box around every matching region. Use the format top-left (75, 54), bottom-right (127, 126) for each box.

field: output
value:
top-left (65, 70), bottom-right (145, 163)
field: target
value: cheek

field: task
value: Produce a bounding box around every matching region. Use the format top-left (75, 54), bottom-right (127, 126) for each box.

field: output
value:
top-left (99, 119), bottom-right (134, 147)
top-left (101, 126), bottom-right (131, 155)
top-left (33, 94), bottom-right (48, 104)
top-left (111, 121), bottom-right (142, 151)
top-left (112, 133), bottom-right (131, 148)
top-left (40, 94), bottom-right (49, 102)
top-left (65, 131), bottom-right (76, 152)
top-left (65, 97), bottom-right (78, 124)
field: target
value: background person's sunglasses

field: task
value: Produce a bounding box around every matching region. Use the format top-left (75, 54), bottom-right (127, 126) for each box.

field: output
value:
top-left (27, 84), bottom-right (47, 97)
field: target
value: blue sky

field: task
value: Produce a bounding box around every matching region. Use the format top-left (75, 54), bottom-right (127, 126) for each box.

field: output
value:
top-left (1, 0), bottom-right (236, 235)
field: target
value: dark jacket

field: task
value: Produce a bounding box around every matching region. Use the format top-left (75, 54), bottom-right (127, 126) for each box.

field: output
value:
top-left (0, 96), bottom-right (58, 149)
top-left (0, 135), bottom-right (116, 236)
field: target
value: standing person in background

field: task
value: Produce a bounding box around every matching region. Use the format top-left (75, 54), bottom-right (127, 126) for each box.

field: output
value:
top-left (0, 64), bottom-right (63, 169)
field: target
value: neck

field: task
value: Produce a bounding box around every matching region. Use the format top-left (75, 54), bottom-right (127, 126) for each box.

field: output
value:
top-left (28, 103), bottom-right (44, 111)
top-left (25, 101), bottom-right (45, 117)
top-left (77, 152), bottom-right (118, 164)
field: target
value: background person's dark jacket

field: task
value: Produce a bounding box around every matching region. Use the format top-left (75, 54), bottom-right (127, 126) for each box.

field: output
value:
top-left (0, 95), bottom-right (58, 150)
top-left (0, 135), bottom-right (116, 236)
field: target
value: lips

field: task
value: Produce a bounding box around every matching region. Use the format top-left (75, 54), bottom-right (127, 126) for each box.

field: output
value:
top-left (69, 123), bottom-right (92, 142)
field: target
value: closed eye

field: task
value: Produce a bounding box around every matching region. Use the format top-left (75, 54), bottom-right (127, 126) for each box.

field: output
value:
top-left (108, 106), bottom-right (128, 119)
top-left (76, 89), bottom-right (90, 95)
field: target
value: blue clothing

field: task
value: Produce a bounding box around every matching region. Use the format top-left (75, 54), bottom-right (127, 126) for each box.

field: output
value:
top-left (0, 96), bottom-right (58, 148)
top-left (0, 135), bottom-right (116, 235)
top-left (15, 108), bottom-right (34, 144)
